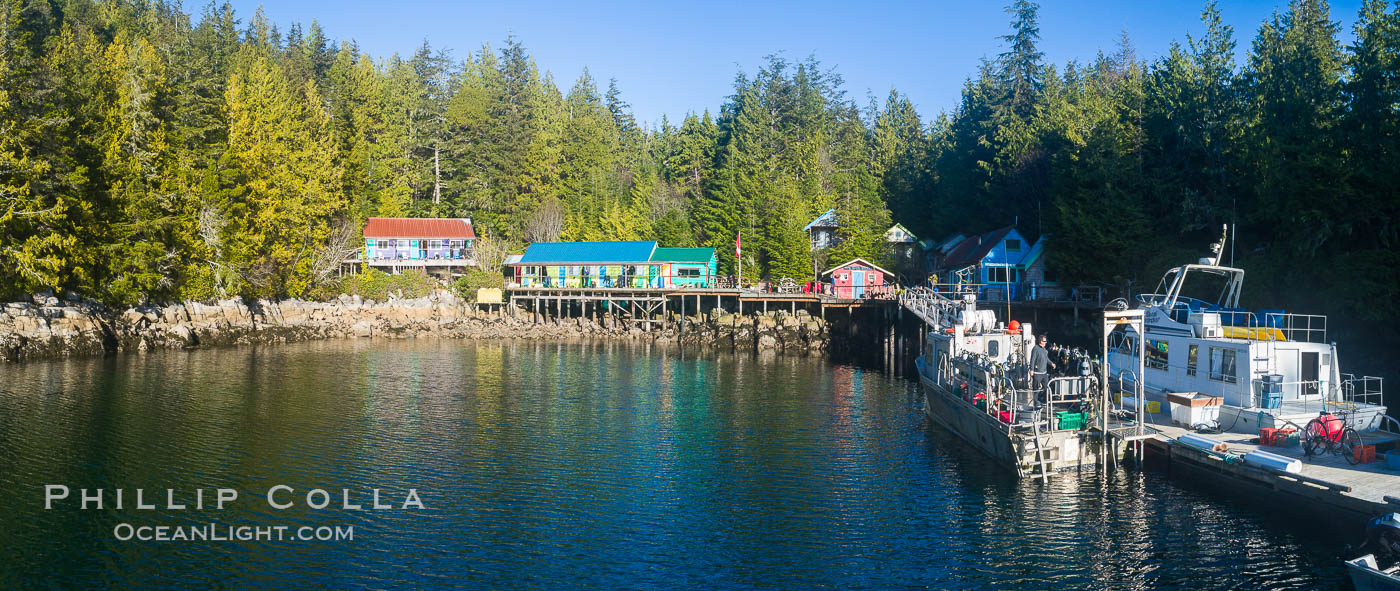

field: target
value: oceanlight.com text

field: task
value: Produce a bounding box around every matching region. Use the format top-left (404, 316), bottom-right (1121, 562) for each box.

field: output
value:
top-left (113, 523), bottom-right (355, 542)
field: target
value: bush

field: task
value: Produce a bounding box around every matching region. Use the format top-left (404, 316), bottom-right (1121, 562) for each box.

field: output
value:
top-left (452, 270), bottom-right (504, 302)
top-left (331, 268), bottom-right (436, 301)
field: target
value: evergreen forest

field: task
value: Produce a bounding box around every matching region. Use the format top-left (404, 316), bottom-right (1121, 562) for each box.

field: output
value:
top-left (1, 0), bottom-right (1397, 336)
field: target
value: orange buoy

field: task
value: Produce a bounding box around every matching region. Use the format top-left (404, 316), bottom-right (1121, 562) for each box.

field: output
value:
top-left (1008, 319), bottom-right (1022, 335)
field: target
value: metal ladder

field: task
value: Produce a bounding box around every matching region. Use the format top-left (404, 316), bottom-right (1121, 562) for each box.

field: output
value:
top-left (1028, 416), bottom-right (1051, 482)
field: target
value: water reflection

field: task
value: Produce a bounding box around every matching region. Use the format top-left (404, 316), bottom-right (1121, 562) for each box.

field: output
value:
top-left (0, 340), bottom-right (1344, 589)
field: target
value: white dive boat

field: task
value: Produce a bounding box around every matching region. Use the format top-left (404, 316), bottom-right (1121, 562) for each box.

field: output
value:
top-left (910, 290), bottom-right (1103, 478)
top-left (1106, 227), bottom-right (1389, 435)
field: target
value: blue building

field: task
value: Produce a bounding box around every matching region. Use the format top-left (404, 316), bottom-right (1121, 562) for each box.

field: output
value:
top-left (935, 227), bottom-right (1058, 300)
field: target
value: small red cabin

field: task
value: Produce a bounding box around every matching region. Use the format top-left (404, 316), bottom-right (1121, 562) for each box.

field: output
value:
top-left (822, 258), bottom-right (894, 299)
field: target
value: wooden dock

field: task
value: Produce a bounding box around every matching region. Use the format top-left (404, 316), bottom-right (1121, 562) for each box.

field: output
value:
top-left (504, 286), bottom-right (895, 330)
top-left (1142, 411), bottom-right (1400, 523)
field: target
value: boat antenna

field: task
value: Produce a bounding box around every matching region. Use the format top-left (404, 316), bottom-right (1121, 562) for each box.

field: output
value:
top-left (1230, 223), bottom-right (1235, 267)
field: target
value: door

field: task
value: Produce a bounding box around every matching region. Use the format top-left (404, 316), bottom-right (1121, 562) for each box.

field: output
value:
top-left (1276, 348), bottom-right (1300, 400)
top-left (1300, 351), bottom-right (1320, 397)
top-left (853, 271), bottom-right (865, 298)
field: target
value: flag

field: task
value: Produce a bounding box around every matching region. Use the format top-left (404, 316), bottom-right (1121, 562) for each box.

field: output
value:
top-left (735, 233), bottom-right (741, 258)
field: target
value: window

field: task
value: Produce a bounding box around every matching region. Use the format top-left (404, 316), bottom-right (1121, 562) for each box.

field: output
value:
top-left (837, 273), bottom-right (848, 281)
top-left (988, 267), bottom-right (1009, 283)
top-left (1147, 340), bottom-right (1169, 370)
top-left (1043, 267), bottom-right (1059, 283)
top-left (1005, 239), bottom-right (1022, 252)
top-left (1209, 347), bottom-right (1238, 383)
top-left (986, 339), bottom-right (1000, 358)
top-left (1187, 344), bottom-right (1199, 376)
top-left (678, 268), bottom-right (701, 278)
top-left (383, 239), bottom-right (395, 248)
top-left (428, 240), bottom-right (440, 249)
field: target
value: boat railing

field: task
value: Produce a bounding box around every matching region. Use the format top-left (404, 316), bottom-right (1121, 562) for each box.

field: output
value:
top-left (1045, 376), bottom-right (1096, 432)
top-left (1136, 293), bottom-right (1171, 307)
top-left (1341, 374), bottom-right (1385, 408)
top-left (1261, 312), bottom-right (1327, 343)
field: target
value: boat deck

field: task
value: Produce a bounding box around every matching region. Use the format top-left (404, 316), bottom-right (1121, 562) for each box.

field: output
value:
top-left (1141, 409), bottom-right (1400, 518)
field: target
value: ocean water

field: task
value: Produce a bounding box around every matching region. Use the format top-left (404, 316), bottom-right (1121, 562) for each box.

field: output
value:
top-left (0, 340), bottom-right (1349, 589)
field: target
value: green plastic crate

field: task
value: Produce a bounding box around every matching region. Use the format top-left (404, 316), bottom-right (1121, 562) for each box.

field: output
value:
top-left (1056, 411), bottom-right (1085, 430)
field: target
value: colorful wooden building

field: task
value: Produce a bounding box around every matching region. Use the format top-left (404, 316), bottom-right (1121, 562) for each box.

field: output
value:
top-left (507, 241), bottom-right (716, 288)
top-left (356, 217), bottom-right (476, 275)
top-left (803, 209), bottom-right (841, 251)
top-left (651, 247), bottom-right (717, 288)
top-left (932, 226), bottom-right (1060, 300)
top-left (822, 258), bottom-right (894, 299)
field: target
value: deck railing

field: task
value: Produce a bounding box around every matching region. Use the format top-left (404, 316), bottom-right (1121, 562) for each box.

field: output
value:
top-left (1341, 374), bottom-right (1385, 408)
top-left (1262, 312), bottom-right (1327, 343)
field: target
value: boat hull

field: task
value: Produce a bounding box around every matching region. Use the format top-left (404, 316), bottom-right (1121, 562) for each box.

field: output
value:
top-left (917, 356), bottom-right (1097, 476)
top-left (1347, 555), bottom-right (1400, 591)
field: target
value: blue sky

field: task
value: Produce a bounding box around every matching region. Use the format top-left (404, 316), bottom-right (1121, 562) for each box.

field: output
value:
top-left (202, 1), bottom-right (1365, 126)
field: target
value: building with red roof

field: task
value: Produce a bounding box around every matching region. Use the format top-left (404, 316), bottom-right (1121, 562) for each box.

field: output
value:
top-left (352, 217), bottom-right (476, 276)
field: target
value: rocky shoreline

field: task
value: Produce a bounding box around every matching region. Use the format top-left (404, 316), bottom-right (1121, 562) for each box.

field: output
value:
top-left (0, 292), bottom-right (831, 363)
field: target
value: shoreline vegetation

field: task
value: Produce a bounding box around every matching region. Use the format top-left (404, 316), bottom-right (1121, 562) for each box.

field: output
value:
top-left (1, 0), bottom-right (1397, 376)
top-left (0, 291), bottom-right (832, 363)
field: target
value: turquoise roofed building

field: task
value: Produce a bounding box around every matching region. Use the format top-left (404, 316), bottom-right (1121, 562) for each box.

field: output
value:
top-left (650, 247), bottom-right (717, 288)
top-left (507, 241), bottom-right (716, 288)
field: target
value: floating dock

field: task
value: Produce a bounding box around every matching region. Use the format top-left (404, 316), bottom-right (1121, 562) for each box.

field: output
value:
top-left (1142, 413), bottom-right (1400, 523)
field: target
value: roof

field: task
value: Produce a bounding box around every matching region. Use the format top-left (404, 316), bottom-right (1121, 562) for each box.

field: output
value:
top-left (935, 233), bottom-right (967, 254)
top-left (514, 241), bottom-right (657, 265)
top-left (886, 223), bottom-right (917, 243)
top-left (1020, 236), bottom-right (1049, 268)
top-left (941, 226), bottom-right (1014, 270)
top-left (363, 217), bottom-right (475, 239)
top-left (650, 247), bottom-right (715, 263)
top-left (802, 209), bottom-right (839, 232)
top-left (821, 258), bottom-right (895, 278)
top-left (503, 254), bottom-right (523, 265)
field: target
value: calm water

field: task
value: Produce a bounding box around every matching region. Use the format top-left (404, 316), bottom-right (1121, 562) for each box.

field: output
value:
top-left (0, 340), bottom-right (1351, 589)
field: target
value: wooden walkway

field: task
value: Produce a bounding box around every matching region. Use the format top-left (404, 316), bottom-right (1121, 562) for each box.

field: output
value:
top-left (1143, 410), bottom-right (1400, 521)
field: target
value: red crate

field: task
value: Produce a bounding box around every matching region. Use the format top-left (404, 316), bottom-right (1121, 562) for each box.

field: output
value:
top-left (1259, 428), bottom-right (1278, 446)
top-left (1354, 444), bottom-right (1377, 464)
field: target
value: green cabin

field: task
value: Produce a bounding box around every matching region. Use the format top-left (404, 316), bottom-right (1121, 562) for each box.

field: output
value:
top-left (650, 247), bottom-right (717, 288)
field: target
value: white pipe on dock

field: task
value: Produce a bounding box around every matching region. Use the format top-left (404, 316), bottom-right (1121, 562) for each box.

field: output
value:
top-left (1243, 449), bottom-right (1303, 474)
top-left (1178, 433), bottom-right (1229, 453)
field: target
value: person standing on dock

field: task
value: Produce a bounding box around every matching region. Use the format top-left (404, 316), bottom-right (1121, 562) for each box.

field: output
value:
top-left (1031, 335), bottom-right (1056, 401)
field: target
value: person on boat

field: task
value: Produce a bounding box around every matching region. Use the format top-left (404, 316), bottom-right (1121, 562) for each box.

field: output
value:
top-left (1030, 335), bottom-right (1056, 402)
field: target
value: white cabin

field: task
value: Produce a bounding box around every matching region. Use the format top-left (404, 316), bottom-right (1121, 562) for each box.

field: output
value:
top-left (1107, 260), bottom-right (1386, 434)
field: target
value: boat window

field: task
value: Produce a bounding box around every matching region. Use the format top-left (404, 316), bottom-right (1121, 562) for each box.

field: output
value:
top-left (1187, 345), bottom-right (1198, 376)
top-left (986, 340), bottom-right (1000, 358)
top-left (1147, 340), bottom-right (1169, 370)
top-left (1209, 347), bottom-right (1238, 384)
